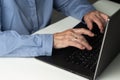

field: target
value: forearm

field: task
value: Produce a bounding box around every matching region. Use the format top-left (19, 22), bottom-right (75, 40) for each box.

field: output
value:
top-left (0, 30), bottom-right (53, 57)
top-left (54, 0), bottom-right (96, 20)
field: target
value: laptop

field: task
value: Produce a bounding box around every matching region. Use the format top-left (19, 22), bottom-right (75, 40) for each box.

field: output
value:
top-left (36, 9), bottom-right (120, 80)
top-left (110, 0), bottom-right (120, 3)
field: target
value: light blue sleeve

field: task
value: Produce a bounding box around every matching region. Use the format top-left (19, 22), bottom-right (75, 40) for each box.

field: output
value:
top-left (54, 0), bottom-right (96, 20)
top-left (0, 3), bottom-right (53, 57)
top-left (0, 31), bottom-right (53, 57)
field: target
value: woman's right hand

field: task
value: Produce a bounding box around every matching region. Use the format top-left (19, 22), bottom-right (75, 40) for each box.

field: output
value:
top-left (53, 28), bottom-right (94, 50)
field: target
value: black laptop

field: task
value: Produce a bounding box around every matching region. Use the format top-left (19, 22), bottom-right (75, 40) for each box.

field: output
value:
top-left (110, 0), bottom-right (120, 3)
top-left (36, 10), bottom-right (120, 80)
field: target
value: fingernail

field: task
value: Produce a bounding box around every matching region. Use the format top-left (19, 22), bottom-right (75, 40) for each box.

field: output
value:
top-left (92, 33), bottom-right (95, 36)
top-left (89, 46), bottom-right (92, 50)
top-left (89, 27), bottom-right (92, 30)
top-left (101, 30), bottom-right (104, 33)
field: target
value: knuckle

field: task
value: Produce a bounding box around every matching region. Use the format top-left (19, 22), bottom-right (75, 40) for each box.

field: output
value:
top-left (80, 28), bottom-right (85, 31)
top-left (64, 35), bottom-right (70, 39)
top-left (67, 30), bottom-right (73, 34)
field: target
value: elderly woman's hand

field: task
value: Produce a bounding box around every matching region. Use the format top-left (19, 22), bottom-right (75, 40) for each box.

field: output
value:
top-left (84, 10), bottom-right (109, 33)
top-left (53, 28), bottom-right (94, 50)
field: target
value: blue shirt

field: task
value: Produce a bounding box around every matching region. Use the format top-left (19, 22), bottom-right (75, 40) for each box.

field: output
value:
top-left (0, 0), bottom-right (95, 57)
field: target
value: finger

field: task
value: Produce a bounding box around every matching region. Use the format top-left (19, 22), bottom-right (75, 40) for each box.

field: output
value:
top-left (63, 33), bottom-right (86, 50)
top-left (73, 36), bottom-right (92, 50)
top-left (84, 18), bottom-right (93, 30)
top-left (92, 16), bottom-right (104, 33)
top-left (73, 28), bottom-right (94, 37)
top-left (100, 13), bottom-right (109, 22)
top-left (68, 40), bottom-right (86, 50)
top-left (95, 13), bottom-right (106, 25)
top-left (79, 36), bottom-right (92, 50)
top-left (69, 33), bottom-right (92, 50)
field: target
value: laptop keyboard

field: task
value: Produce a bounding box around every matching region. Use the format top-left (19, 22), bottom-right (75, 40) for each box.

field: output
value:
top-left (66, 22), bottom-right (104, 72)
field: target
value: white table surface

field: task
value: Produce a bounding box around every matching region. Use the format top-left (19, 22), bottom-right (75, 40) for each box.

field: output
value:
top-left (0, 53), bottom-right (120, 80)
top-left (0, 1), bottom-right (120, 80)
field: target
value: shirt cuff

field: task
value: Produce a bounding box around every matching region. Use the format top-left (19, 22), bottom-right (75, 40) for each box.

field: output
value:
top-left (42, 34), bottom-right (53, 56)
